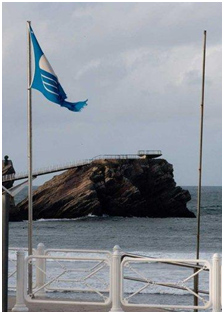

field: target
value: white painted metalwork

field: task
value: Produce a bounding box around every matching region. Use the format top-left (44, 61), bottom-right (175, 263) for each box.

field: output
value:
top-left (9, 245), bottom-right (112, 293)
top-left (12, 250), bottom-right (28, 312)
top-left (8, 248), bottom-right (21, 290)
top-left (44, 248), bottom-right (112, 294)
top-left (212, 253), bottom-right (221, 312)
top-left (120, 256), bottom-right (212, 311)
top-left (10, 245), bottom-right (221, 311)
top-left (24, 254), bottom-right (112, 306)
top-left (45, 247), bottom-right (112, 257)
top-left (9, 247), bottom-right (35, 290)
top-left (35, 243), bottom-right (46, 296)
top-left (110, 245), bottom-right (123, 312)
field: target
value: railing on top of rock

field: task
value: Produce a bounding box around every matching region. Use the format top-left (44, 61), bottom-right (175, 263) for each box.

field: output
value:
top-left (2, 151), bottom-right (162, 183)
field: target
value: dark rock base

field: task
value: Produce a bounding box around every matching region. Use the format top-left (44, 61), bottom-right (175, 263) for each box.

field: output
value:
top-left (14, 158), bottom-right (194, 221)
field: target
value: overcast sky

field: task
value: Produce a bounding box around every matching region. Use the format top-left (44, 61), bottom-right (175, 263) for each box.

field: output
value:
top-left (2, 2), bottom-right (222, 186)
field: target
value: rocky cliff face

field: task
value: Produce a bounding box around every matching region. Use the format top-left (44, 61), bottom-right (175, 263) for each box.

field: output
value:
top-left (17, 158), bottom-right (195, 220)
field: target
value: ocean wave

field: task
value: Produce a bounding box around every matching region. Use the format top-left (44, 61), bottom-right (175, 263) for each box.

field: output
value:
top-left (36, 217), bottom-right (89, 222)
top-left (36, 214), bottom-right (111, 222)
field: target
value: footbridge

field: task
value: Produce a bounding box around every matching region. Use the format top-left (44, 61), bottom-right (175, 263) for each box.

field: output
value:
top-left (2, 150), bottom-right (162, 183)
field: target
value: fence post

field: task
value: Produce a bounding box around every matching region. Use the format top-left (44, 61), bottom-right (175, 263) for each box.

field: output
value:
top-left (110, 245), bottom-right (123, 312)
top-left (35, 243), bottom-right (46, 296)
top-left (212, 253), bottom-right (221, 312)
top-left (12, 250), bottom-right (28, 312)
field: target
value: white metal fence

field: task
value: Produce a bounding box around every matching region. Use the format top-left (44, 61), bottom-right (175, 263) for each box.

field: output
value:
top-left (26, 255), bottom-right (112, 304)
top-left (10, 244), bottom-right (221, 312)
top-left (121, 257), bottom-right (211, 311)
top-left (9, 247), bottom-right (36, 290)
top-left (43, 246), bottom-right (112, 295)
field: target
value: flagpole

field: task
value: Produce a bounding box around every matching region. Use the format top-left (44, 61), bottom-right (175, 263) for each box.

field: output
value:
top-left (194, 30), bottom-right (207, 310)
top-left (27, 20), bottom-right (33, 295)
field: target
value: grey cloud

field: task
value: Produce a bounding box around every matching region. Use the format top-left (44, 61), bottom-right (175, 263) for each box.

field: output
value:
top-left (2, 2), bottom-right (222, 186)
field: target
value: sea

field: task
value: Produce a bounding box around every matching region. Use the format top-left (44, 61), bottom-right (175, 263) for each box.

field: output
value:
top-left (9, 186), bottom-right (221, 311)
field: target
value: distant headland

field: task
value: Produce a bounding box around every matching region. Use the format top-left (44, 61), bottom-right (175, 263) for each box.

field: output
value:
top-left (2, 152), bottom-right (195, 221)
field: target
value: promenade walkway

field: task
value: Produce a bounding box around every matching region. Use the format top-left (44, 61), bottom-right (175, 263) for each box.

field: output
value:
top-left (3, 150), bottom-right (162, 183)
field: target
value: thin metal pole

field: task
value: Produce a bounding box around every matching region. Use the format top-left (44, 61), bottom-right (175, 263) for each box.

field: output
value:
top-left (194, 30), bottom-right (207, 311)
top-left (2, 192), bottom-right (10, 312)
top-left (27, 20), bottom-right (33, 295)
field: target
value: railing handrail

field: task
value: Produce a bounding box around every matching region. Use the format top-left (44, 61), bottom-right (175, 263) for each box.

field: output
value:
top-left (122, 253), bottom-right (209, 270)
top-left (28, 254), bottom-right (110, 262)
top-left (45, 248), bottom-right (112, 257)
top-left (24, 254), bottom-right (112, 306)
top-left (10, 245), bottom-right (221, 312)
top-left (120, 256), bottom-right (212, 310)
top-left (3, 151), bottom-right (162, 182)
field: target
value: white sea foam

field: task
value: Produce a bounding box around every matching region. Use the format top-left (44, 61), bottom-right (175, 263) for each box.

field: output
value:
top-left (37, 217), bottom-right (87, 222)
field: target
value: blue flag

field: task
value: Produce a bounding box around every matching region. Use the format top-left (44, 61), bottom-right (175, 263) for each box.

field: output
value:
top-left (29, 25), bottom-right (88, 112)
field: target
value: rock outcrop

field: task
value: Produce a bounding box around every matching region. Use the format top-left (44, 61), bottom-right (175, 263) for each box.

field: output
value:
top-left (16, 158), bottom-right (195, 220)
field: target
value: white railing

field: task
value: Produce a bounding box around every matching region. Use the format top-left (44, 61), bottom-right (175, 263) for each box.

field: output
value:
top-left (25, 255), bottom-right (111, 304)
top-left (121, 257), bottom-right (211, 311)
top-left (11, 244), bottom-right (221, 312)
top-left (138, 150), bottom-right (162, 156)
top-left (8, 244), bottom-right (112, 293)
top-left (8, 248), bottom-right (21, 290)
top-left (44, 247), bottom-right (112, 294)
top-left (3, 151), bottom-right (162, 182)
top-left (9, 247), bottom-right (36, 290)
top-left (12, 249), bottom-right (112, 311)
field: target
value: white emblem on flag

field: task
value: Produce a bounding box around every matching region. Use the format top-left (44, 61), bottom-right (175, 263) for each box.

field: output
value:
top-left (39, 54), bottom-right (57, 76)
top-left (39, 55), bottom-right (59, 95)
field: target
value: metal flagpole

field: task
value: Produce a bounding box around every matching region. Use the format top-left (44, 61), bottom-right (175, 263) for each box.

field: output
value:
top-left (194, 30), bottom-right (207, 310)
top-left (27, 20), bottom-right (33, 295)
